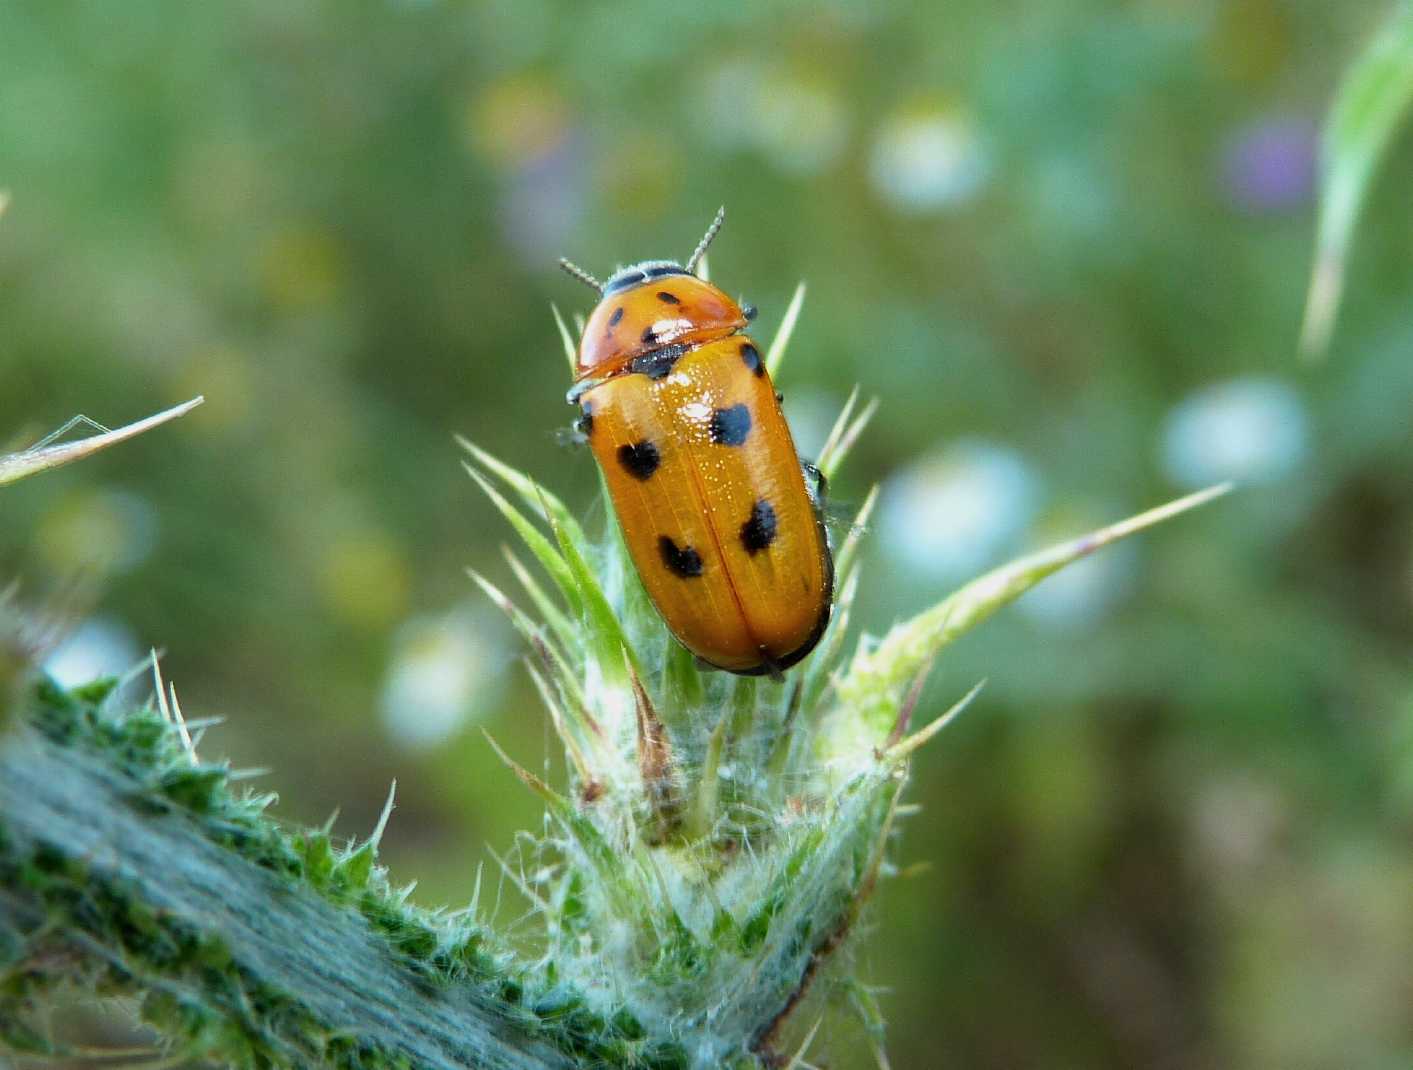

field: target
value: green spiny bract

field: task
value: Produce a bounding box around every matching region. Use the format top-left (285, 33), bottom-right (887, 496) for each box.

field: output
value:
top-left (458, 294), bottom-right (1230, 1067)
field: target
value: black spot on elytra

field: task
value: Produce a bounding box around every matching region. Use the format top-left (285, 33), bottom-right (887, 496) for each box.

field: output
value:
top-left (656, 290), bottom-right (681, 305)
top-left (658, 536), bottom-right (703, 578)
top-left (630, 345), bottom-right (686, 379)
top-left (740, 499), bottom-right (777, 554)
top-left (740, 342), bottom-right (763, 376)
top-left (617, 440), bottom-right (660, 480)
top-left (609, 307), bottom-right (624, 327)
top-left (709, 403), bottom-right (751, 446)
top-left (576, 402), bottom-right (594, 436)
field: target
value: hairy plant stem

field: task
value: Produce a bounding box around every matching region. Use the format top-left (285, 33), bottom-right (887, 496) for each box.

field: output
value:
top-left (0, 682), bottom-right (686, 1069)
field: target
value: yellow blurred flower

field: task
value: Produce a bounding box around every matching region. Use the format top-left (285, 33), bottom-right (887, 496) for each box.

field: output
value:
top-left (259, 226), bottom-right (345, 312)
top-left (168, 346), bottom-right (254, 433)
top-left (318, 528), bottom-right (410, 630)
top-left (37, 488), bottom-right (157, 576)
top-left (466, 75), bottom-right (570, 171)
top-left (869, 102), bottom-right (990, 213)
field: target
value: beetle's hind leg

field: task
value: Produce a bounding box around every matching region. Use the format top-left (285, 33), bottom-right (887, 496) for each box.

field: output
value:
top-left (698, 650), bottom-right (785, 681)
top-left (553, 398), bottom-right (596, 448)
top-left (801, 461), bottom-right (828, 511)
top-left (552, 422), bottom-right (590, 449)
top-left (757, 647), bottom-right (786, 684)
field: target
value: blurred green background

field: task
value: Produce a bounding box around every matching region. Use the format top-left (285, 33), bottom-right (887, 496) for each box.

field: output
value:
top-left (3, 2), bottom-right (1412, 1067)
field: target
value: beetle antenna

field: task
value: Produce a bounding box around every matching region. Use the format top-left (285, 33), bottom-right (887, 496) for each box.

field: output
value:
top-left (685, 206), bottom-right (726, 275)
top-left (558, 258), bottom-right (603, 292)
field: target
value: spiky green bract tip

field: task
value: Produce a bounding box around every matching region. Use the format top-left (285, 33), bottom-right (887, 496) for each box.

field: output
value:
top-left (552, 304), bottom-right (578, 374)
top-left (765, 282), bottom-right (806, 380)
top-left (816, 388), bottom-right (879, 484)
top-left (819, 483), bottom-right (1233, 768)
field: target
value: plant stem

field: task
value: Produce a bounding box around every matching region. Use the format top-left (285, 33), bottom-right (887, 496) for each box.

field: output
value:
top-left (0, 684), bottom-right (674, 1070)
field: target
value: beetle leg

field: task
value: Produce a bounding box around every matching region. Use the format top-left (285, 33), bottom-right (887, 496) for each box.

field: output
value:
top-left (757, 647), bottom-right (786, 683)
top-left (800, 461), bottom-right (828, 508)
top-left (553, 423), bottom-right (588, 449)
top-left (565, 375), bottom-right (608, 405)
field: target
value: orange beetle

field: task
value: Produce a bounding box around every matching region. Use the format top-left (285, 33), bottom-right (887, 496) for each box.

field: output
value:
top-left (560, 209), bottom-right (832, 676)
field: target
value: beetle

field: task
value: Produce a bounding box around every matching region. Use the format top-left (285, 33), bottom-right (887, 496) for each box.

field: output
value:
top-left (559, 208), bottom-right (832, 676)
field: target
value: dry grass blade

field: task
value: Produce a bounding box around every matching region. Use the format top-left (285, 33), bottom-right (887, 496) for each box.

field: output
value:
top-left (0, 397), bottom-right (204, 487)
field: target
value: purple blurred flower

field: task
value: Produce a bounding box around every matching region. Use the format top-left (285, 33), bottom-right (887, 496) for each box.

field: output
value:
top-left (502, 132), bottom-right (585, 265)
top-left (1220, 116), bottom-right (1318, 215)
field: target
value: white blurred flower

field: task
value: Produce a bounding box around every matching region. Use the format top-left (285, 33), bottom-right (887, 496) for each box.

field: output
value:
top-left (697, 62), bottom-right (848, 177)
top-left (754, 75), bottom-right (848, 176)
top-left (44, 616), bottom-right (141, 688)
top-left (380, 605), bottom-right (506, 749)
top-left (1188, 772), bottom-right (1288, 882)
top-left (1161, 377), bottom-right (1309, 489)
top-left (869, 107), bottom-right (991, 213)
top-left (881, 438), bottom-right (1038, 582)
top-left (697, 58), bottom-right (759, 151)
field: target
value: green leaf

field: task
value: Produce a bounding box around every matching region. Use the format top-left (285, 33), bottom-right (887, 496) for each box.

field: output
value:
top-left (468, 568), bottom-right (596, 742)
top-left (688, 707), bottom-right (730, 840)
top-left (1300, 2), bottom-right (1413, 360)
top-left (832, 483), bottom-right (1232, 744)
top-left (883, 680), bottom-right (986, 763)
top-left (662, 635), bottom-right (706, 708)
top-left (457, 437), bottom-right (590, 551)
top-left (468, 569), bottom-right (573, 678)
top-left (341, 841), bottom-right (376, 890)
top-left (481, 730), bottom-right (641, 920)
top-left (524, 661), bottom-right (598, 788)
top-left (462, 463), bottom-right (580, 616)
top-left (544, 503), bottom-right (642, 687)
top-left (501, 545), bottom-right (577, 655)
